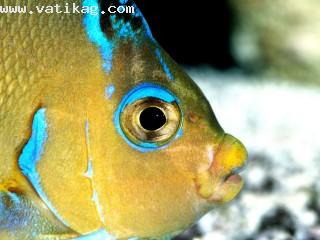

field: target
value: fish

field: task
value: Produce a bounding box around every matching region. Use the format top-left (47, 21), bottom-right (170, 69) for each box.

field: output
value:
top-left (0, 0), bottom-right (247, 239)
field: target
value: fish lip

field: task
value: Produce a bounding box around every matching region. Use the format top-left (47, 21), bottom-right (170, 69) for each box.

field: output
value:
top-left (217, 133), bottom-right (248, 182)
top-left (223, 163), bottom-right (247, 182)
top-left (194, 133), bottom-right (247, 202)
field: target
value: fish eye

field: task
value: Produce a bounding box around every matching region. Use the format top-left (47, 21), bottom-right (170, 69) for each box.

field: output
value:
top-left (114, 83), bottom-right (183, 152)
top-left (121, 97), bottom-right (181, 144)
top-left (139, 106), bottom-right (167, 131)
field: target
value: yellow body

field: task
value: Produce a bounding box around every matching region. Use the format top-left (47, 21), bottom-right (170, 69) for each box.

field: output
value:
top-left (0, 1), bottom-right (247, 239)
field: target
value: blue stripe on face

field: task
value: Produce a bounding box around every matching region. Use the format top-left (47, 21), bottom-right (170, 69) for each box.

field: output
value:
top-left (114, 83), bottom-right (183, 152)
top-left (18, 108), bottom-right (68, 226)
top-left (83, 0), bottom-right (114, 73)
top-left (155, 48), bottom-right (174, 80)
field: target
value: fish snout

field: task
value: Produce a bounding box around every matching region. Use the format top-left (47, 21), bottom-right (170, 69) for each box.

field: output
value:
top-left (195, 134), bottom-right (247, 204)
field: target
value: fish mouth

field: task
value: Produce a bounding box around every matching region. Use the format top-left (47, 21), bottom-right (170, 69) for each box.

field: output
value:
top-left (195, 134), bottom-right (248, 204)
top-left (223, 164), bottom-right (246, 184)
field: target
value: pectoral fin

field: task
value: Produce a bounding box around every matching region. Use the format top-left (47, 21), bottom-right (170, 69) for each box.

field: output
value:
top-left (0, 186), bottom-right (76, 240)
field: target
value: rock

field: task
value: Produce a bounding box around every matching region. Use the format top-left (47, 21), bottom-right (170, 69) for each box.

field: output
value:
top-left (257, 207), bottom-right (296, 237)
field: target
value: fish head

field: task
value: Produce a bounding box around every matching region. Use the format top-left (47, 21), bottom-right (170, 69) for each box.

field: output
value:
top-left (85, 2), bottom-right (248, 237)
top-left (99, 48), bottom-right (248, 238)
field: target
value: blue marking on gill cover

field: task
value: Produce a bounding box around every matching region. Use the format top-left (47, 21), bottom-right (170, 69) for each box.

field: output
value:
top-left (18, 109), bottom-right (69, 227)
top-left (73, 229), bottom-right (116, 240)
top-left (155, 48), bottom-right (174, 80)
top-left (114, 83), bottom-right (183, 152)
top-left (84, 158), bottom-right (93, 178)
top-left (83, 0), bottom-right (113, 73)
top-left (91, 190), bottom-right (105, 223)
top-left (84, 121), bottom-right (106, 224)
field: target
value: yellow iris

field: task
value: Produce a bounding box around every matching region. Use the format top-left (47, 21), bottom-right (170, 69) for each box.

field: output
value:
top-left (120, 97), bottom-right (182, 146)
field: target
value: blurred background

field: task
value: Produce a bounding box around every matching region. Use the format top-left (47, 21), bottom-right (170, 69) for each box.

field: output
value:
top-left (135, 1), bottom-right (320, 239)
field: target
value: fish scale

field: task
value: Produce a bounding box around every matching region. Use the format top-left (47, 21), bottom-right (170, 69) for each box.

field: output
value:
top-left (0, 0), bottom-right (90, 196)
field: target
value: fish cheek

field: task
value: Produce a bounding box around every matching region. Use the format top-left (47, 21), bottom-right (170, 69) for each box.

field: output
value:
top-left (94, 146), bottom-right (199, 237)
top-left (25, 108), bottom-right (102, 233)
top-left (86, 110), bottom-right (196, 236)
top-left (105, 114), bottom-right (207, 236)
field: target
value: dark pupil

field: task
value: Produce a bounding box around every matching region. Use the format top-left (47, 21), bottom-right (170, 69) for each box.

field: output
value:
top-left (139, 107), bottom-right (167, 131)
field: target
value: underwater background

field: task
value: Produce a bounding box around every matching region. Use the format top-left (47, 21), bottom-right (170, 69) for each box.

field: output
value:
top-left (138, 1), bottom-right (320, 239)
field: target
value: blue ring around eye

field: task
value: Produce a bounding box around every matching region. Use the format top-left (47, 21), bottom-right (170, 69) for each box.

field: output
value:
top-left (114, 83), bottom-right (183, 152)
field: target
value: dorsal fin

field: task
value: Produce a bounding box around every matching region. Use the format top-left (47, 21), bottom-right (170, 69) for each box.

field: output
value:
top-left (83, 0), bottom-right (155, 43)
top-left (99, 0), bottom-right (155, 42)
